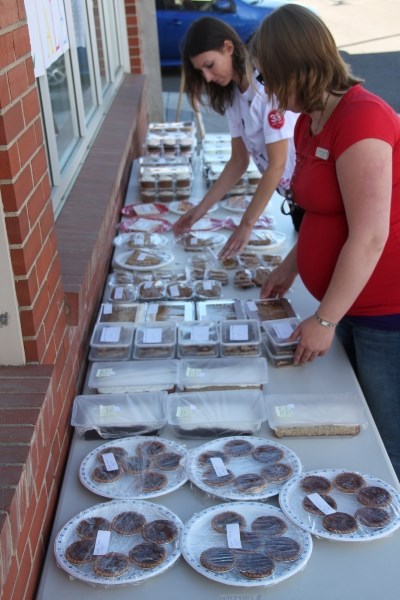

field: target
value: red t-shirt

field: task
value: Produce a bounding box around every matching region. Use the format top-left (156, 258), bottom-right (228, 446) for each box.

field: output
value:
top-left (293, 85), bottom-right (400, 316)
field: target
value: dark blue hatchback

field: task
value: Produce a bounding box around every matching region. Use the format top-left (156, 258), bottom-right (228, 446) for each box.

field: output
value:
top-left (156, 0), bottom-right (288, 67)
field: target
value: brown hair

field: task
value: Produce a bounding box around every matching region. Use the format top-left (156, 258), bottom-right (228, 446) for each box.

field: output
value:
top-left (253, 4), bottom-right (363, 112)
top-left (181, 17), bottom-right (248, 115)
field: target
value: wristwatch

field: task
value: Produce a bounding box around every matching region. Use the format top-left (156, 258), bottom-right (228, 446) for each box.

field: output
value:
top-left (314, 312), bottom-right (338, 328)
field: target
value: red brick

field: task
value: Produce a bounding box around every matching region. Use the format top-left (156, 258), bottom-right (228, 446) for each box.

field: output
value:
top-left (14, 268), bottom-right (39, 306)
top-left (21, 88), bottom-right (40, 126)
top-left (13, 540), bottom-right (34, 600)
top-left (23, 329), bottom-right (46, 363)
top-left (31, 146), bottom-right (48, 186)
top-left (8, 62), bottom-right (29, 100)
top-left (0, 32), bottom-right (16, 70)
top-left (17, 0), bottom-right (26, 21)
top-left (38, 200), bottom-right (55, 242)
top-left (0, 143), bottom-right (20, 179)
top-left (0, 73), bottom-right (11, 109)
top-left (1, 164), bottom-right (33, 212)
top-left (9, 221), bottom-right (42, 277)
top-left (0, 393), bottom-right (45, 409)
top-left (5, 207), bottom-right (30, 244)
top-left (0, 445), bottom-right (30, 466)
top-left (13, 25), bottom-right (31, 59)
top-left (0, 465), bottom-right (23, 487)
top-left (0, 101), bottom-right (24, 145)
top-left (0, 426), bottom-right (33, 444)
top-left (18, 123), bottom-right (37, 166)
top-left (1, 555), bottom-right (18, 600)
top-left (0, 408), bottom-right (40, 426)
top-left (33, 118), bottom-right (43, 146)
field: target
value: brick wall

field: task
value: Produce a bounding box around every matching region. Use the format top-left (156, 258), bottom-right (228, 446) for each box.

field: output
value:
top-left (0, 1), bottom-right (148, 598)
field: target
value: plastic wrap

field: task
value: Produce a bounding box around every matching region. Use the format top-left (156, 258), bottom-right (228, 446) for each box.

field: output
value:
top-left (196, 299), bottom-right (246, 322)
top-left (113, 231), bottom-right (169, 250)
top-left (166, 280), bottom-right (194, 301)
top-left (88, 323), bottom-right (135, 362)
top-left (79, 436), bottom-right (188, 500)
top-left (174, 231), bottom-right (227, 252)
top-left (144, 301), bottom-right (195, 323)
top-left (244, 298), bottom-right (297, 321)
top-left (181, 502), bottom-right (312, 587)
top-left (186, 436), bottom-right (301, 501)
top-left (118, 216), bottom-right (173, 234)
top-left (220, 319), bottom-right (262, 357)
top-left (166, 390), bottom-right (266, 438)
top-left (267, 393), bottom-right (368, 437)
top-left (280, 469), bottom-right (400, 541)
top-left (71, 392), bottom-right (167, 439)
top-left (97, 302), bottom-right (146, 325)
top-left (138, 280), bottom-right (166, 301)
top-left (177, 321), bottom-right (219, 358)
top-left (194, 279), bottom-right (223, 300)
top-left (106, 284), bottom-right (138, 304)
top-left (54, 499), bottom-right (183, 587)
top-left (244, 230), bottom-right (286, 251)
top-left (87, 360), bottom-right (178, 394)
top-left (114, 249), bottom-right (174, 272)
top-left (177, 356), bottom-right (268, 392)
top-left (133, 322), bottom-right (177, 360)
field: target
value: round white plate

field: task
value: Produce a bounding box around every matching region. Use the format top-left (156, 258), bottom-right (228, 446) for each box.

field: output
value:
top-left (181, 501), bottom-right (312, 587)
top-left (112, 232), bottom-right (169, 249)
top-left (245, 230), bottom-right (286, 251)
top-left (190, 217), bottom-right (223, 231)
top-left (175, 231), bottom-right (227, 252)
top-left (54, 499), bottom-right (183, 587)
top-left (221, 196), bottom-right (253, 213)
top-left (279, 468), bottom-right (400, 542)
top-left (168, 201), bottom-right (218, 215)
top-left (186, 436), bottom-right (301, 501)
top-left (79, 436), bottom-right (188, 500)
top-left (113, 250), bottom-right (174, 272)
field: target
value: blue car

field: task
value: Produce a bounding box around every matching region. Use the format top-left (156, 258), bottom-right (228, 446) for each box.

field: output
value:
top-left (156, 0), bottom-right (290, 67)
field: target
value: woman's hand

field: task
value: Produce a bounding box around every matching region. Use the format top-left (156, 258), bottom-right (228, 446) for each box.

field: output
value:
top-left (260, 262), bottom-right (297, 299)
top-left (290, 316), bottom-right (336, 364)
top-left (172, 206), bottom-right (202, 236)
top-left (218, 222), bottom-right (252, 260)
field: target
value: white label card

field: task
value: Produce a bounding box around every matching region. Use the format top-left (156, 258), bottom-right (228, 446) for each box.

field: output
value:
top-left (102, 303), bottom-right (113, 315)
top-left (93, 530), bottom-right (111, 555)
top-left (203, 281), bottom-right (213, 291)
top-left (99, 405), bottom-right (121, 418)
top-left (275, 404), bottom-right (295, 418)
top-left (96, 368), bottom-right (116, 378)
top-left (307, 493), bottom-right (336, 515)
top-left (102, 452), bottom-right (119, 471)
top-left (246, 301), bottom-right (258, 312)
top-left (133, 218), bottom-right (157, 232)
top-left (190, 325), bottom-right (209, 342)
top-left (100, 326), bottom-right (121, 343)
top-left (185, 367), bottom-right (205, 378)
top-left (176, 405), bottom-right (197, 419)
top-left (137, 252), bottom-right (148, 262)
top-left (143, 328), bottom-right (162, 344)
top-left (113, 287), bottom-right (124, 300)
top-left (272, 322), bottom-right (294, 340)
top-left (134, 204), bottom-right (159, 215)
top-left (210, 457), bottom-right (229, 477)
top-left (147, 304), bottom-right (159, 314)
top-left (226, 523), bottom-right (242, 549)
top-left (230, 324), bottom-right (248, 341)
top-left (169, 285), bottom-right (179, 297)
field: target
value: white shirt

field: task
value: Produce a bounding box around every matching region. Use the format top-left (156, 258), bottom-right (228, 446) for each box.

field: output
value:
top-left (226, 72), bottom-right (298, 192)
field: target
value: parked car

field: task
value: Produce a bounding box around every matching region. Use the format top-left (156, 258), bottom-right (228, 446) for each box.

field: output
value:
top-left (156, 0), bottom-right (291, 67)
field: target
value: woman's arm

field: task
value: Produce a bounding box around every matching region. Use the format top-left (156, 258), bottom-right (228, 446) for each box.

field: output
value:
top-left (292, 137), bottom-right (392, 364)
top-left (219, 138), bottom-right (289, 258)
top-left (172, 137), bottom-right (249, 235)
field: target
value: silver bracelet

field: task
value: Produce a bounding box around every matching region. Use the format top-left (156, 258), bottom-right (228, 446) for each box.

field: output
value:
top-left (314, 312), bottom-right (338, 328)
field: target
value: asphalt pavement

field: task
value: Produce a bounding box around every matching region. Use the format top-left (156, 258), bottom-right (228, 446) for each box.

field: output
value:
top-left (162, 0), bottom-right (400, 128)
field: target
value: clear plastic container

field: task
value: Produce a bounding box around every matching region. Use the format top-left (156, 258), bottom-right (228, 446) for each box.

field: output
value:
top-left (263, 317), bottom-right (300, 355)
top-left (244, 298), bottom-right (297, 321)
top-left (166, 389), bottom-right (266, 438)
top-left (264, 336), bottom-right (295, 368)
top-left (97, 302), bottom-right (146, 324)
top-left (71, 392), bottom-right (167, 439)
top-left (138, 280), bottom-right (166, 301)
top-left (88, 359), bottom-right (179, 393)
top-left (89, 323), bottom-right (135, 362)
top-left (133, 321), bottom-right (177, 360)
top-left (177, 356), bottom-right (268, 391)
top-left (107, 284), bottom-right (137, 303)
top-left (145, 301), bottom-right (195, 322)
top-left (196, 299), bottom-right (245, 321)
top-left (178, 321), bottom-right (219, 358)
top-left (166, 280), bottom-right (194, 300)
top-left (194, 279), bottom-right (222, 300)
top-left (220, 319), bottom-right (261, 357)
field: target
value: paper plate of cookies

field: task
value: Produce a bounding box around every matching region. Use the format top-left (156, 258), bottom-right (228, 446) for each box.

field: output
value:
top-left (54, 499), bottom-right (183, 587)
top-left (174, 231), bottom-right (227, 252)
top-left (113, 249), bottom-right (174, 271)
top-left (79, 436), bottom-right (188, 500)
top-left (181, 501), bottom-right (312, 587)
top-left (279, 468), bottom-right (400, 542)
top-left (186, 436), bottom-right (301, 501)
top-left (244, 230), bottom-right (286, 251)
top-left (168, 200), bottom-right (218, 215)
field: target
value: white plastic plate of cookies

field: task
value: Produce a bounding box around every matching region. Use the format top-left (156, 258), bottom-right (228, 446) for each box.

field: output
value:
top-left (79, 436), bottom-right (188, 500)
top-left (113, 249), bottom-right (174, 272)
top-left (112, 232), bottom-right (169, 249)
top-left (185, 436), bottom-right (301, 501)
top-left (54, 499), bottom-right (183, 587)
top-left (168, 200), bottom-right (218, 215)
top-left (181, 501), bottom-right (312, 587)
top-left (245, 230), bottom-right (286, 251)
top-left (279, 468), bottom-right (400, 542)
top-left (174, 231), bottom-right (227, 252)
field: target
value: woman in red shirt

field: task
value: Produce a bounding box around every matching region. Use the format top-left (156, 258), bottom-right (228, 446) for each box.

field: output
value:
top-left (254, 5), bottom-right (400, 477)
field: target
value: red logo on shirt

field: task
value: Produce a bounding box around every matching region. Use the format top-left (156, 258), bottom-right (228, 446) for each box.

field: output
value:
top-left (268, 110), bottom-right (285, 129)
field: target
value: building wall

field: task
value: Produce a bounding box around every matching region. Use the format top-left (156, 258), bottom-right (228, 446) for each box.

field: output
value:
top-left (0, 2), bottom-right (148, 598)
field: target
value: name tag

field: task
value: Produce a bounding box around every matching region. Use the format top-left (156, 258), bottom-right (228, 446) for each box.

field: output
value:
top-left (315, 147), bottom-right (329, 160)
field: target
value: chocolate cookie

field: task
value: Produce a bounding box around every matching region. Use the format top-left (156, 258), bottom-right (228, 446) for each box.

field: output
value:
top-left (261, 463), bottom-right (293, 483)
top-left (122, 456), bottom-right (152, 475)
top-left (151, 451), bottom-right (182, 471)
top-left (202, 468), bottom-right (235, 487)
top-left (300, 475), bottom-right (333, 494)
top-left (233, 473), bottom-right (267, 494)
top-left (333, 472), bottom-right (366, 493)
top-left (200, 547), bottom-right (236, 572)
top-left (129, 542), bottom-right (166, 568)
top-left (356, 486), bottom-right (392, 508)
top-left (65, 539), bottom-right (95, 565)
top-left (223, 439), bottom-right (254, 457)
top-left (236, 552), bottom-right (275, 579)
top-left (136, 440), bottom-right (166, 458)
top-left (97, 446), bottom-right (128, 464)
top-left (93, 552), bottom-right (130, 577)
top-left (235, 531), bottom-right (263, 553)
top-left (355, 507), bottom-right (391, 528)
top-left (252, 445), bottom-right (284, 464)
top-left (111, 511), bottom-right (146, 536)
top-left (91, 465), bottom-right (123, 484)
top-left (142, 519), bottom-right (179, 544)
top-left (211, 511), bottom-right (247, 534)
top-left (76, 517), bottom-right (111, 540)
top-left (322, 512), bottom-right (358, 534)
top-left (141, 471), bottom-right (168, 493)
top-left (198, 450), bottom-right (229, 467)
top-left (251, 515), bottom-right (288, 537)
top-left (302, 494), bottom-right (338, 516)
top-left (264, 536), bottom-right (301, 561)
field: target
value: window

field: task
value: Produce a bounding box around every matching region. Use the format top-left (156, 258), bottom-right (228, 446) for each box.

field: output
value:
top-left (29, 0), bottom-right (129, 216)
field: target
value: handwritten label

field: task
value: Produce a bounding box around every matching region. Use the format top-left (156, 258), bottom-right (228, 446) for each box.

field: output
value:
top-left (210, 457), bottom-right (229, 477)
top-left (226, 523), bottom-right (242, 549)
top-left (101, 452), bottom-right (119, 471)
top-left (230, 324), bottom-right (249, 341)
top-left (307, 493), bottom-right (336, 515)
top-left (100, 326), bottom-right (121, 343)
top-left (191, 325), bottom-right (210, 342)
top-left (93, 530), bottom-right (111, 555)
top-left (143, 328), bottom-right (162, 344)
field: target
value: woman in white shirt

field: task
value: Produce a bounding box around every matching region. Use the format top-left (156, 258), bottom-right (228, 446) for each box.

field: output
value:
top-left (172, 16), bottom-right (299, 258)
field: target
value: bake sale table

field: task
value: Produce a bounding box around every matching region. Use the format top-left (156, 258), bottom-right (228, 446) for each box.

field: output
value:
top-left (37, 159), bottom-right (400, 600)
